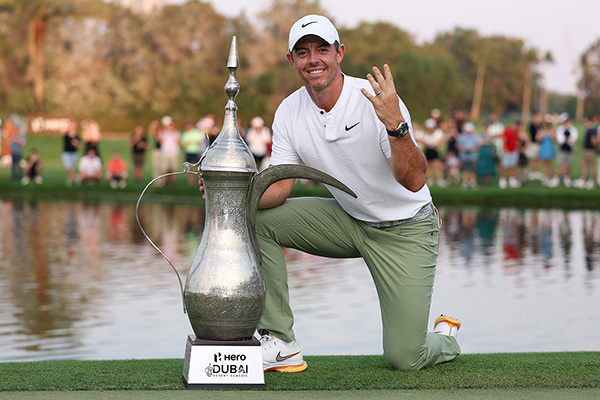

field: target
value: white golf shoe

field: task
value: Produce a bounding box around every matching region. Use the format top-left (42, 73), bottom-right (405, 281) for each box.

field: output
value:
top-left (260, 332), bottom-right (307, 372)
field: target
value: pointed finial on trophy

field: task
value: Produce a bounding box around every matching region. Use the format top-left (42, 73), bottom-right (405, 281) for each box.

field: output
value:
top-left (199, 35), bottom-right (257, 173)
top-left (227, 36), bottom-right (239, 69)
top-left (225, 36), bottom-right (240, 108)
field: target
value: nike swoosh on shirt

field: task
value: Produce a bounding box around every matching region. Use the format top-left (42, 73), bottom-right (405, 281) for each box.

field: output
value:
top-left (302, 21), bottom-right (317, 28)
top-left (275, 351), bottom-right (301, 362)
top-left (345, 122), bottom-right (360, 131)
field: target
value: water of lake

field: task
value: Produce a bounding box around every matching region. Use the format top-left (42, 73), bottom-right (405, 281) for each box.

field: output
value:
top-left (0, 199), bottom-right (598, 361)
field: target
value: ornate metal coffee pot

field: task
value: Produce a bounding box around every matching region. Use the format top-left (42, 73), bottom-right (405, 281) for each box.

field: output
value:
top-left (137, 37), bottom-right (356, 341)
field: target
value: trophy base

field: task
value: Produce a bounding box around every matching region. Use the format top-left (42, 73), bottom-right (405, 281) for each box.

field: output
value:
top-left (182, 334), bottom-right (265, 389)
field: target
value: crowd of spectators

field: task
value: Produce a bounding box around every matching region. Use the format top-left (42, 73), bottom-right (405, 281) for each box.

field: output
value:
top-left (2, 109), bottom-right (598, 191)
top-left (414, 109), bottom-right (600, 189)
top-left (0, 114), bottom-right (273, 188)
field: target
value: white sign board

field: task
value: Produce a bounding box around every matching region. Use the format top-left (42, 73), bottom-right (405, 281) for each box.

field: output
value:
top-left (183, 336), bottom-right (264, 389)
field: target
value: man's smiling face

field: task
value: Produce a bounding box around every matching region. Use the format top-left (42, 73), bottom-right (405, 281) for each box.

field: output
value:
top-left (287, 35), bottom-right (345, 93)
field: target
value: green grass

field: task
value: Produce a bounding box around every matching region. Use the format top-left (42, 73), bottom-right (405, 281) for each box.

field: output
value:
top-left (0, 353), bottom-right (598, 391)
top-left (428, 184), bottom-right (600, 209)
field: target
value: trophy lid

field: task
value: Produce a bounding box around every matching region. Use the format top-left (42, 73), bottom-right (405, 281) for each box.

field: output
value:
top-left (201, 36), bottom-right (257, 173)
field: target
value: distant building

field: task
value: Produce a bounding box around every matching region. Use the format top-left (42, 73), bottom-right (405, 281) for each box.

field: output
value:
top-left (114, 0), bottom-right (167, 13)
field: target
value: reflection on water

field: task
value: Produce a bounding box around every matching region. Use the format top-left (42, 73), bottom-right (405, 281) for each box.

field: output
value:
top-left (432, 207), bottom-right (598, 354)
top-left (0, 200), bottom-right (598, 361)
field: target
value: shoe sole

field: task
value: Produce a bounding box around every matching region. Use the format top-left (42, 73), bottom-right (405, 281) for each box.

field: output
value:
top-left (265, 361), bottom-right (307, 373)
top-left (434, 315), bottom-right (461, 330)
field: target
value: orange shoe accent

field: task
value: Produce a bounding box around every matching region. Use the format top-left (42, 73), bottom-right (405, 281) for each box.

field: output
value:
top-left (434, 315), bottom-right (461, 330)
top-left (265, 361), bottom-right (308, 373)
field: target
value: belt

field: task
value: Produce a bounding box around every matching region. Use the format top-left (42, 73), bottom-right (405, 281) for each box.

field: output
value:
top-left (362, 202), bottom-right (434, 229)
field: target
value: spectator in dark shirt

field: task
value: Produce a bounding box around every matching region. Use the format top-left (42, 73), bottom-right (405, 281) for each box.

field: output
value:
top-left (574, 117), bottom-right (597, 189)
top-left (130, 124), bottom-right (148, 184)
top-left (61, 121), bottom-right (81, 186)
top-left (526, 113), bottom-right (542, 180)
top-left (22, 149), bottom-right (44, 185)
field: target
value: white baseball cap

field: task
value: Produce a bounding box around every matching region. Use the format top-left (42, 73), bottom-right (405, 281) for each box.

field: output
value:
top-left (288, 15), bottom-right (339, 52)
top-left (161, 115), bottom-right (173, 126)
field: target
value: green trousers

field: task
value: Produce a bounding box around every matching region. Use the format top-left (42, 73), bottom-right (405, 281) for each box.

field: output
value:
top-left (255, 197), bottom-right (460, 370)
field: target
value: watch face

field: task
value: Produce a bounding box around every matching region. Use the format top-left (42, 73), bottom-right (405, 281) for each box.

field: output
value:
top-left (398, 122), bottom-right (409, 136)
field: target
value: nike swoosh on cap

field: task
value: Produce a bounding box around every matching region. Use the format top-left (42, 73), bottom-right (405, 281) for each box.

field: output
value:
top-left (275, 351), bottom-right (301, 362)
top-left (345, 122), bottom-right (360, 131)
top-left (302, 21), bottom-right (317, 28)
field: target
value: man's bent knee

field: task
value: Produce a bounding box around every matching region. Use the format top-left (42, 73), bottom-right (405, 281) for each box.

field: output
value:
top-left (384, 348), bottom-right (425, 371)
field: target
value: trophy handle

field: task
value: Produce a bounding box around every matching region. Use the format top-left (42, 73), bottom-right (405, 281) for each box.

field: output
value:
top-left (135, 135), bottom-right (209, 313)
top-left (136, 170), bottom-right (197, 314)
top-left (246, 164), bottom-right (357, 262)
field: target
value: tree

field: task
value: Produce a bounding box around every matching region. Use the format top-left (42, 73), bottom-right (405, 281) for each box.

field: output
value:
top-left (43, 8), bottom-right (141, 120)
top-left (0, 6), bottom-right (30, 112)
top-left (244, 0), bottom-right (325, 122)
top-left (470, 58), bottom-right (486, 121)
top-left (339, 22), bottom-right (416, 68)
top-left (428, 28), bottom-right (483, 113)
top-left (330, 22), bottom-right (458, 123)
top-left (120, 2), bottom-right (230, 119)
top-left (0, 1), bottom-right (558, 130)
top-left (0, 0), bottom-right (109, 112)
top-left (46, 2), bottom-right (231, 123)
top-left (521, 49), bottom-right (539, 127)
top-left (430, 29), bottom-right (543, 118)
top-left (579, 39), bottom-right (600, 117)
top-left (538, 51), bottom-right (553, 115)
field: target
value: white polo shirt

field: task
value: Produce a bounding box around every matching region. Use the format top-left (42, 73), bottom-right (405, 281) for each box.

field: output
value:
top-left (78, 155), bottom-right (102, 176)
top-left (270, 75), bottom-right (432, 223)
top-left (555, 124), bottom-right (579, 147)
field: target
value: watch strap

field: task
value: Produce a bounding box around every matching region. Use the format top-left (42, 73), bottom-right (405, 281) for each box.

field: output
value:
top-left (387, 121), bottom-right (409, 137)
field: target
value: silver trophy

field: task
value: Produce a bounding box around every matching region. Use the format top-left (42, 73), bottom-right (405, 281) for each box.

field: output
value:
top-left (137, 36), bottom-right (355, 389)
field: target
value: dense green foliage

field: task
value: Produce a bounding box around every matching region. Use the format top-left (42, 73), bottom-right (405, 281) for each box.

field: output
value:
top-left (1, 0), bottom-right (596, 130)
top-left (581, 39), bottom-right (600, 114)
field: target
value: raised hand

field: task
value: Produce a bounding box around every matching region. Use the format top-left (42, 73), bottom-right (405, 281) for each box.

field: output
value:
top-left (360, 64), bottom-right (405, 131)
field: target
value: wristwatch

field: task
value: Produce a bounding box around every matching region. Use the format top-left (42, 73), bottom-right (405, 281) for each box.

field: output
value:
top-left (387, 121), bottom-right (409, 137)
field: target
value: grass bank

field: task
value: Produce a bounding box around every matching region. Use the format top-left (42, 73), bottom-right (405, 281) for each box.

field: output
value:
top-left (2, 135), bottom-right (600, 208)
top-left (0, 353), bottom-right (599, 391)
